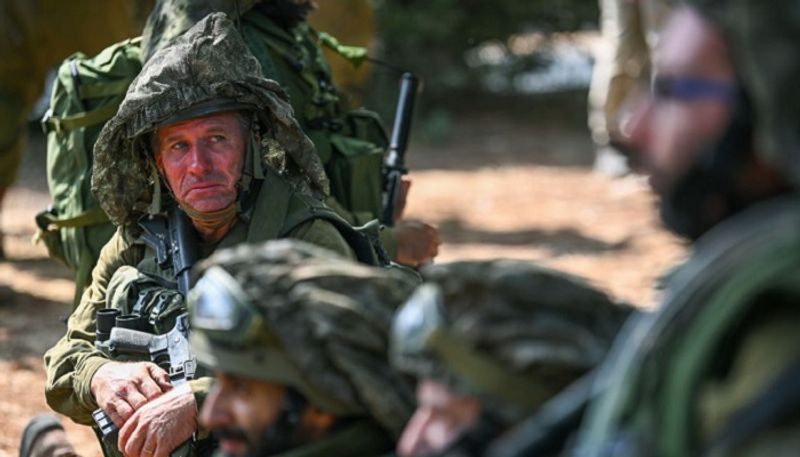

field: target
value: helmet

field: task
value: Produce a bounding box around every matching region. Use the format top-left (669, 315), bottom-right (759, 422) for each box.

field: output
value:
top-left (390, 259), bottom-right (632, 422)
top-left (188, 239), bottom-right (418, 438)
top-left (92, 12), bottom-right (328, 226)
top-left (687, 0), bottom-right (800, 185)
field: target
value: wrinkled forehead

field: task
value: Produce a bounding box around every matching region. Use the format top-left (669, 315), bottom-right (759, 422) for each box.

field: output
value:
top-left (655, 6), bottom-right (735, 81)
top-left (152, 110), bottom-right (248, 153)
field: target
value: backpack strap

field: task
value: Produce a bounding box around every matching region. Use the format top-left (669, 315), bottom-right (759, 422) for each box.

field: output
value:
top-left (42, 95), bottom-right (125, 135)
top-left (35, 207), bottom-right (109, 230)
top-left (279, 204), bottom-right (389, 267)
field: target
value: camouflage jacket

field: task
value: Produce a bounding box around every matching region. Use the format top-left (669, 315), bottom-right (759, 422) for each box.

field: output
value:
top-left (43, 168), bottom-right (355, 427)
top-left (573, 194), bottom-right (800, 457)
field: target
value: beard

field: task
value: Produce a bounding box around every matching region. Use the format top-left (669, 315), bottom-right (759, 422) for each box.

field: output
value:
top-left (253, 0), bottom-right (316, 28)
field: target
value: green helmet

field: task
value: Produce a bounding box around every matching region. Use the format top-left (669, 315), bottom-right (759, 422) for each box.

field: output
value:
top-left (92, 12), bottom-right (328, 226)
top-left (390, 259), bottom-right (632, 422)
top-left (688, 0), bottom-right (800, 186)
top-left (187, 239), bottom-right (418, 438)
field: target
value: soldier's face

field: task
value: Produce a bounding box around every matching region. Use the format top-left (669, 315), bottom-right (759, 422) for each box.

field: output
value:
top-left (624, 7), bottom-right (736, 195)
top-left (155, 111), bottom-right (246, 213)
top-left (397, 379), bottom-right (481, 457)
top-left (200, 372), bottom-right (288, 457)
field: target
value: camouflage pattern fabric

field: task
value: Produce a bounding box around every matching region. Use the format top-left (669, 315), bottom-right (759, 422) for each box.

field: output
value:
top-left (688, 0), bottom-right (800, 187)
top-left (391, 259), bottom-right (632, 421)
top-left (189, 239), bottom-right (418, 438)
top-left (92, 12), bottom-right (329, 227)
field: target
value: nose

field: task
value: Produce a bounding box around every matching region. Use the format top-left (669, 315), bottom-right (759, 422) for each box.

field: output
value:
top-left (397, 409), bottom-right (435, 457)
top-left (186, 141), bottom-right (215, 176)
top-left (200, 382), bottom-right (231, 431)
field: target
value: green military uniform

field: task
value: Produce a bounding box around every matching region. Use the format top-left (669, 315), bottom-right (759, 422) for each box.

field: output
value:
top-left (141, 0), bottom-right (396, 255)
top-left (0, 0), bottom-right (151, 190)
top-left (574, 1), bottom-right (800, 455)
top-left (391, 260), bottom-right (632, 456)
top-left (189, 239), bottom-right (419, 456)
top-left (44, 13), bottom-right (353, 443)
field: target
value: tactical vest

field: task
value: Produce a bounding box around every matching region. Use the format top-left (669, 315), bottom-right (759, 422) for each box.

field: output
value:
top-left (574, 194), bottom-right (800, 457)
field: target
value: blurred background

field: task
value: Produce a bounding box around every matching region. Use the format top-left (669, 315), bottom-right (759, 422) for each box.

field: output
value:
top-left (0, 1), bottom-right (684, 455)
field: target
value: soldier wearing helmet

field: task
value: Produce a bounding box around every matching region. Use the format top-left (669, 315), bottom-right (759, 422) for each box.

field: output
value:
top-left (189, 239), bottom-right (418, 457)
top-left (44, 13), bottom-right (367, 457)
top-left (140, 0), bottom-right (441, 268)
top-left (390, 260), bottom-right (631, 457)
top-left (571, 1), bottom-right (800, 455)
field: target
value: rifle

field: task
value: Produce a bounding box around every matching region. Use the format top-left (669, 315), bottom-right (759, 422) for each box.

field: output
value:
top-left (92, 204), bottom-right (199, 456)
top-left (381, 72), bottom-right (420, 226)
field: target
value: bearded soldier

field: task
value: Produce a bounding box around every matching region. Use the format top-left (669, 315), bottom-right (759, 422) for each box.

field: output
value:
top-left (390, 260), bottom-right (631, 457)
top-left (572, 1), bottom-right (800, 455)
top-left (190, 239), bottom-right (417, 457)
top-left (44, 13), bottom-right (367, 457)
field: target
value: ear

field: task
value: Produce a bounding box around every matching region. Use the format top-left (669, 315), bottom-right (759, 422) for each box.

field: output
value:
top-left (301, 405), bottom-right (337, 438)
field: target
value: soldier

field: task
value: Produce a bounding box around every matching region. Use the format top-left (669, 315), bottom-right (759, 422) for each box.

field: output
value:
top-left (390, 260), bottom-right (631, 457)
top-left (588, 0), bottom-right (673, 176)
top-left (189, 239), bottom-right (418, 457)
top-left (141, 0), bottom-right (441, 268)
top-left (572, 1), bottom-right (800, 455)
top-left (0, 0), bottom-right (152, 258)
top-left (43, 13), bottom-right (366, 457)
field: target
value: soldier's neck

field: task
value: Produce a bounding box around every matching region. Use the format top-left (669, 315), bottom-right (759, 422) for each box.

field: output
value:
top-left (192, 219), bottom-right (236, 243)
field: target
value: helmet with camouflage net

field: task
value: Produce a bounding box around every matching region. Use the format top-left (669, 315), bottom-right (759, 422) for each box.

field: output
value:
top-left (92, 12), bottom-right (328, 226)
top-left (687, 0), bottom-right (800, 186)
top-left (390, 259), bottom-right (632, 422)
top-left (187, 239), bottom-right (418, 438)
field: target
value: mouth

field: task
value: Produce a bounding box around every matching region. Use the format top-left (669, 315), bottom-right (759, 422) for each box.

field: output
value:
top-left (218, 438), bottom-right (247, 457)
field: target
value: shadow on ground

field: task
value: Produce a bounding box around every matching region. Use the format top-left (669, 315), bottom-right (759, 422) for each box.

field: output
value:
top-left (439, 217), bottom-right (631, 257)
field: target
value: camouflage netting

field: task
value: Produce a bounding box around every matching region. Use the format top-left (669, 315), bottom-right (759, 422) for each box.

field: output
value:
top-left (392, 259), bottom-right (633, 421)
top-left (190, 239), bottom-right (418, 438)
top-left (688, 0), bottom-right (800, 186)
top-left (92, 12), bottom-right (329, 226)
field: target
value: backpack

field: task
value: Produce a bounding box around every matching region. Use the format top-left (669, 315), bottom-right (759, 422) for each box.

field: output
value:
top-left (37, 37), bottom-right (143, 305)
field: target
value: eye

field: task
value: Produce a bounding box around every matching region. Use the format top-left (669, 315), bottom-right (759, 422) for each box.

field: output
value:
top-left (209, 134), bottom-right (227, 144)
top-left (170, 141), bottom-right (189, 152)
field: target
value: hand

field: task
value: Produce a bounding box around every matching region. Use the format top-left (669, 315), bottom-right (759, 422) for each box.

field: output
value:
top-left (118, 383), bottom-right (197, 457)
top-left (91, 361), bottom-right (173, 427)
top-left (394, 220), bottom-right (441, 267)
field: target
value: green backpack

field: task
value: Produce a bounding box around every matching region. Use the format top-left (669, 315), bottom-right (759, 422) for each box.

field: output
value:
top-left (37, 37), bottom-right (143, 305)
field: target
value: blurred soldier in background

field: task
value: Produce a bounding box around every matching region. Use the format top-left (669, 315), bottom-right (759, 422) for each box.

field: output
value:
top-left (390, 260), bottom-right (631, 457)
top-left (0, 0), bottom-right (152, 258)
top-left (190, 239), bottom-right (418, 457)
top-left (574, 1), bottom-right (800, 455)
top-left (588, 0), bottom-right (674, 176)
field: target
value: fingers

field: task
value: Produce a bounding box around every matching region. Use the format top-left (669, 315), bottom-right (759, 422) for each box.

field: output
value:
top-left (120, 415), bottom-right (146, 457)
top-left (144, 363), bottom-right (173, 393)
top-left (105, 402), bottom-right (132, 429)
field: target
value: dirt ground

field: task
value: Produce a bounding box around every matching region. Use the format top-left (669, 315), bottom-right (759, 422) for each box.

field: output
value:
top-left (0, 105), bottom-right (685, 457)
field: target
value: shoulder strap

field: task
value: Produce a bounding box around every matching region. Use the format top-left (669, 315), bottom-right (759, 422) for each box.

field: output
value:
top-left (279, 203), bottom-right (388, 266)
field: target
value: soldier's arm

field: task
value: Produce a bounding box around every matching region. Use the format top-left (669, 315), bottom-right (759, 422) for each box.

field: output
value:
top-left (44, 227), bottom-right (144, 424)
top-left (287, 218), bottom-right (357, 261)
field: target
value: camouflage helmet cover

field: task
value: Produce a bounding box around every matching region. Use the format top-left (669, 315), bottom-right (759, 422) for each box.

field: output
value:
top-left (92, 12), bottom-right (329, 226)
top-left (188, 239), bottom-right (418, 438)
top-left (391, 259), bottom-right (632, 421)
top-left (688, 0), bottom-right (800, 186)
